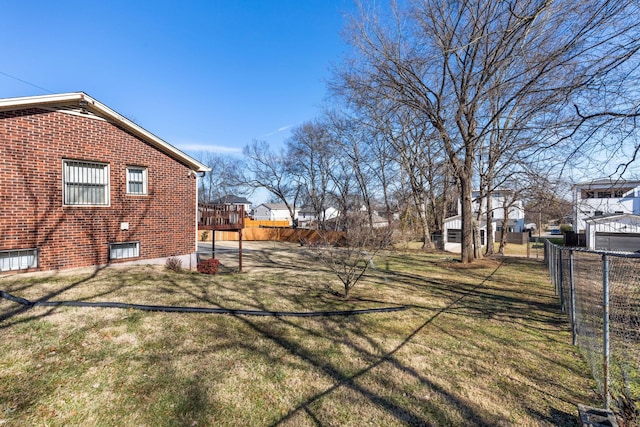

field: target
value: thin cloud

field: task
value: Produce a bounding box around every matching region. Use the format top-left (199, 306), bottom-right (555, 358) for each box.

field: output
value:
top-left (263, 124), bottom-right (293, 138)
top-left (176, 142), bottom-right (242, 154)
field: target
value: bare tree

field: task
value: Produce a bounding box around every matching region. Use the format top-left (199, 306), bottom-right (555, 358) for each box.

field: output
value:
top-left (286, 120), bottom-right (338, 229)
top-left (315, 212), bottom-right (392, 298)
top-left (243, 140), bottom-right (302, 224)
top-left (196, 152), bottom-right (247, 204)
top-left (327, 114), bottom-right (380, 228)
top-left (381, 111), bottom-right (441, 250)
top-left (336, 0), bottom-right (640, 263)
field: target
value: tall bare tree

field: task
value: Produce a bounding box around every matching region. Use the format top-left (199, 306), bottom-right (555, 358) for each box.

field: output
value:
top-left (336, 0), bottom-right (640, 263)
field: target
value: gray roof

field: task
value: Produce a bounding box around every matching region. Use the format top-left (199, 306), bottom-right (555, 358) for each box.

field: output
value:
top-left (259, 203), bottom-right (290, 210)
top-left (211, 195), bottom-right (251, 205)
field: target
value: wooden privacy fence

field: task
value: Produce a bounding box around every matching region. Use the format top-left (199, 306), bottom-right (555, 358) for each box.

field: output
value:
top-left (244, 219), bottom-right (291, 228)
top-left (200, 227), bottom-right (343, 244)
top-left (496, 231), bottom-right (529, 245)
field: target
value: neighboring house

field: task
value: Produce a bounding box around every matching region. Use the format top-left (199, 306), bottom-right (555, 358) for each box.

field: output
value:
top-left (572, 179), bottom-right (640, 252)
top-left (297, 206), bottom-right (339, 229)
top-left (443, 190), bottom-right (525, 252)
top-left (369, 212), bottom-right (390, 229)
top-left (0, 92), bottom-right (210, 273)
top-left (572, 179), bottom-right (640, 232)
top-left (252, 203), bottom-right (298, 225)
top-left (209, 195), bottom-right (252, 214)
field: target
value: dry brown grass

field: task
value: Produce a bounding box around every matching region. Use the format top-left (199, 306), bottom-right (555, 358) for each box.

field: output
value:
top-left (0, 241), bottom-right (599, 426)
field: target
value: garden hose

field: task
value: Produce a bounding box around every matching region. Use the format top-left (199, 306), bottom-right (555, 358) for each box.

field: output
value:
top-left (0, 290), bottom-right (406, 317)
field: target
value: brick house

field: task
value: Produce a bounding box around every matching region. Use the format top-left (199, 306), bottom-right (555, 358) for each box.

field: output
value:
top-left (0, 92), bottom-right (210, 273)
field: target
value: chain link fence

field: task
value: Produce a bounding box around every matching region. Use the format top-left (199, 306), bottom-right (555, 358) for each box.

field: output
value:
top-left (545, 241), bottom-right (639, 421)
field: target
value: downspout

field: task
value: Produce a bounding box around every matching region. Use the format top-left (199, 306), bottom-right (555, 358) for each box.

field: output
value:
top-left (195, 171), bottom-right (206, 267)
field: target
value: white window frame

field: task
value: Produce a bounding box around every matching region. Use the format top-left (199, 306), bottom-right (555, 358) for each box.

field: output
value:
top-left (109, 241), bottom-right (140, 260)
top-left (63, 160), bottom-right (110, 206)
top-left (126, 166), bottom-right (148, 195)
top-left (0, 248), bottom-right (38, 272)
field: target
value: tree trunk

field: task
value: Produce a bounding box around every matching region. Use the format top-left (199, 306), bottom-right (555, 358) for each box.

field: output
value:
top-left (419, 201), bottom-right (434, 250)
top-left (485, 188), bottom-right (495, 256)
top-left (499, 205), bottom-right (510, 254)
top-left (473, 217), bottom-right (483, 259)
top-left (459, 174), bottom-right (475, 264)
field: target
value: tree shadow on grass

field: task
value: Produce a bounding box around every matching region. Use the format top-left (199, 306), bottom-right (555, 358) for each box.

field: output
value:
top-left (227, 261), bottom-right (510, 426)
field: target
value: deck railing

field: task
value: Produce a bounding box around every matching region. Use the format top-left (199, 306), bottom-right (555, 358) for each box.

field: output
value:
top-left (198, 204), bottom-right (245, 230)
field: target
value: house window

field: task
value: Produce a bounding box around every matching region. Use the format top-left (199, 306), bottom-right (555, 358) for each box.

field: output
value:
top-left (126, 167), bottom-right (148, 195)
top-left (595, 211), bottom-right (604, 216)
top-left (63, 160), bottom-right (109, 206)
top-left (0, 248), bottom-right (38, 272)
top-left (597, 191), bottom-right (612, 198)
top-left (109, 242), bottom-right (140, 260)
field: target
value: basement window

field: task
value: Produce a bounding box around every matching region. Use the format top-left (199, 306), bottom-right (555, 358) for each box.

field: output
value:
top-left (0, 248), bottom-right (38, 272)
top-left (109, 242), bottom-right (139, 260)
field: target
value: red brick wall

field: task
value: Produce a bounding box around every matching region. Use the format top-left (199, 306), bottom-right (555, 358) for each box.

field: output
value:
top-left (0, 108), bottom-right (197, 272)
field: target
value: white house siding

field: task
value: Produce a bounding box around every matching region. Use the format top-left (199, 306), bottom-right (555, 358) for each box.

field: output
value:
top-left (298, 207), bottom-right (339, 228)
top-left (252, 204), bottom-right (297, 224)
top-left (443, 213), bottom-right (524, 254)
top-left (470, 191), bottom-right (525, 224)
top-left (573, 182), bottom-right (640, 233)
top-left (577, 198), bottom-right (638, 232)
top-left (443, 216), bottom-right (463, 252)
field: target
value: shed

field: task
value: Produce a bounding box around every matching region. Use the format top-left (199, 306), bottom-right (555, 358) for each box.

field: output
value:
top-left (585, 213), bottom-right (640, 252)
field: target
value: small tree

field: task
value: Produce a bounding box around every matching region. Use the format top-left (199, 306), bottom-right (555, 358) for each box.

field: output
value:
top-left (314, 212), bottom-right (391, 298)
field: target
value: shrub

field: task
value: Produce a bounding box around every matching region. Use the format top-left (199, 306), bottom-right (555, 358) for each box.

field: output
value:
top-left (200, 230), bottom-right (209, 241)
top-left (165, 257), bottom-right (183, 272)
top-left (197, 258), bottom-right (219, 275)
top-left (559, 224), bottom-right (573, 233)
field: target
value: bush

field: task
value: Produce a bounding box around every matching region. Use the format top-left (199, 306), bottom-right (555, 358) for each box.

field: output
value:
top-left (200, 230), bottom-right (209, 241)
top-left (165, 257), bottom-right (183, 272)
top-left (197, 258), bottom-right (219, 275)
top-left (559, 224), bottom-right (573, 232)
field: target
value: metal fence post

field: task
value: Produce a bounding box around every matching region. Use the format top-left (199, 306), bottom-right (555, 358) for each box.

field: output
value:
top-left (602, 254), bottom-right (610, 410)
top-left (558, 249), bottom-right (564, 312)
top-left (550, 244), bottom-right (556, 293)
top-left (569, 250), bottom-right (577, 346)
top-left (551, 246), bottom-right (558, 295)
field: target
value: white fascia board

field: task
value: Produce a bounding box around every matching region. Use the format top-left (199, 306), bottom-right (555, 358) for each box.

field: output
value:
top-left (573, 179), bottom-right (640, 188)
top-left (0, 92), bottom-right (211, 173)
top-left (0, 92), bottom-right (86, 110)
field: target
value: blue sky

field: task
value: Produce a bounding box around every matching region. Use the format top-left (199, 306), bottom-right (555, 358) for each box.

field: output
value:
top-left (0, 1), bottom-right (354, 157)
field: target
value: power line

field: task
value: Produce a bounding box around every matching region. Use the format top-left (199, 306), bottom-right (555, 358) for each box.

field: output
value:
top-left (0, 70), bottom-right (54, 94)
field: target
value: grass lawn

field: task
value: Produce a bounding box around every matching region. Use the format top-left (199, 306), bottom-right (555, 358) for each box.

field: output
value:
top-left (0, 242), bottom-right (598, 426)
